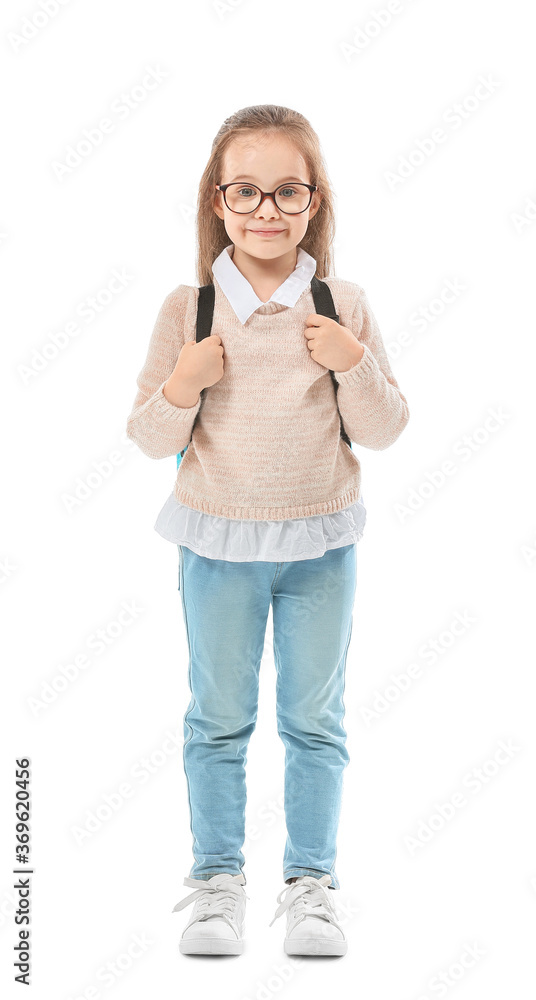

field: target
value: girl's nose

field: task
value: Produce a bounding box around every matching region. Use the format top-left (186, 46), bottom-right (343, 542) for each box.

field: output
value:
top-left (255, 194), bottom-right (279, 216)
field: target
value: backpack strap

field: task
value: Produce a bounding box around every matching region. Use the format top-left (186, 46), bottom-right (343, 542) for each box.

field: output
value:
top-left (176, 286), bottom-right (214, 465)
top-left (195, 283), bottom-right (215, 342)
top-left (310, 274), bottom-right (339, 323)
top-left (310, 276), bottom-right (352, 449)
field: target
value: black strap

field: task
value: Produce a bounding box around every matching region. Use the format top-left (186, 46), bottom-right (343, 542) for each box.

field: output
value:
top-left (310, 274), bottom-right (339, 323)
top-left (195, 283), bottom-right (215, 341)
top-left (193, 276), bottom-right (351, 448)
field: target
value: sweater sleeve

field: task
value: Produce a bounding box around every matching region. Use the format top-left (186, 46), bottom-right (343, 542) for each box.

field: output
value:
top-left (126, 285), bottom-right (202, 459)
top-left (334, 288), bottom-right (410, 451)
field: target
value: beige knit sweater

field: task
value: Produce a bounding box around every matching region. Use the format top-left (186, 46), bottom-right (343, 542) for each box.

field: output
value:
top-left (126, 277), bottom-right (409, 520)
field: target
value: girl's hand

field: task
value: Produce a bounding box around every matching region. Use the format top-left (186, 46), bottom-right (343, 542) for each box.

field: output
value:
top-left (304, 314), bottom-right (364, 372)
top-left (175, 335), bottom-right (225, 390)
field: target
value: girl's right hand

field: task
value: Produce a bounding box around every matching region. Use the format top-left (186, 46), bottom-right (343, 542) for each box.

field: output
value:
top-left (175, 336), bottom-right (225, 390)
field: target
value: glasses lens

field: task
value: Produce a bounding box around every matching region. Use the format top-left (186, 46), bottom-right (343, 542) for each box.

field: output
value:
top-left (224, 183), bottom-right (311, 214)
top-left (275, 184), bottom-right (311, 213)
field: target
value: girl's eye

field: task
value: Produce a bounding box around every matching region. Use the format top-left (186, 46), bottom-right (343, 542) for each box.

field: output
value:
top-left (237, 187), bottom-right (256, 197)
top-left (278, 187), bottom-right (298, 198)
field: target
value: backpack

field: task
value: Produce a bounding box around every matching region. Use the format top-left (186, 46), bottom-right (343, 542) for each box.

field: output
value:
top-left (176, 275), bottom-right (352, 468)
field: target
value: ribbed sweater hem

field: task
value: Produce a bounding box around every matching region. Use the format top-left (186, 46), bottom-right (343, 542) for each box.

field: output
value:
top-left (173, 484), bottom-right (362, 521)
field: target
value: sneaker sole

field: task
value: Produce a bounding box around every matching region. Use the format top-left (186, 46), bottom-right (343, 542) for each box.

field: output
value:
top-left (179, 937), bottom-right (244, 955)
top-left (284, 937), bottom-right (347, 956)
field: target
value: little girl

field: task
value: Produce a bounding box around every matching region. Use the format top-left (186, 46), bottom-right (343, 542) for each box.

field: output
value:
top-left (126, 104), bottom-right (410, 958)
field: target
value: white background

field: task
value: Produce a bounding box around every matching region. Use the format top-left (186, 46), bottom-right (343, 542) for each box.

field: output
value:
top-left (1, 0), bottom-right (535, 997)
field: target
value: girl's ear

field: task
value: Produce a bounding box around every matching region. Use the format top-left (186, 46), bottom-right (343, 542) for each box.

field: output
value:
top-left (308, 189), bottom-right (323, 220)
top-left (213, 187), bottom-right (225, 221)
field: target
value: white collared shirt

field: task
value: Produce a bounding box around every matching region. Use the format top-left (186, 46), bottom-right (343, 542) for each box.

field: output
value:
top-left (212, 243), bottom-right (317, 324)
top-left (154, 245), bottom-right (367, 562)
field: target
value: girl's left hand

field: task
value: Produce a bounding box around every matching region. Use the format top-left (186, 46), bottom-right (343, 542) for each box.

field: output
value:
top-left (304, 314), bottom-right (365, 372)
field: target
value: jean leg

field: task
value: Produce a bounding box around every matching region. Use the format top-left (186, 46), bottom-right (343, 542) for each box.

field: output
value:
top-left (179, 545), bottom-right (273, 884)
top-left (272, 544), bottom-right (357, 889)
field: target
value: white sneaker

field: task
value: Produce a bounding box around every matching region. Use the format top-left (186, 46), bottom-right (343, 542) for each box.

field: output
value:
top-left (269, 874), bottom-right (347, 956)
top-left (172, 873), bottom-right (248, 955)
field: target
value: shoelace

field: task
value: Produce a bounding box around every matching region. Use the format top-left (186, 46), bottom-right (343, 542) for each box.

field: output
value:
top-left (269, 874), bottom-right (344, 933)
top-left (172, 875), bottom-right (249, 934)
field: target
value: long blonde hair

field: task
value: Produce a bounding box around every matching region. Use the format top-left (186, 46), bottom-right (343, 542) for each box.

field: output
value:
top-left (194, 105), bottom-right (337, 287)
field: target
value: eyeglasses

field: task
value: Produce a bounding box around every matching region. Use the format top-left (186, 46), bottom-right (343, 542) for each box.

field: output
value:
top-left (216, 182), bottom-right (317, 215)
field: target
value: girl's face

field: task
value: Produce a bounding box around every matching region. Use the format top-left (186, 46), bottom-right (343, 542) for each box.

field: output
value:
top-left (213, 134), bottom-right (322, 262)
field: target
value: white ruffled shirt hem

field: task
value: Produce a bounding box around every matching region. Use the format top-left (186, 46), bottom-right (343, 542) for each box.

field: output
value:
top-left (154, 493), bottom-right (367, 562)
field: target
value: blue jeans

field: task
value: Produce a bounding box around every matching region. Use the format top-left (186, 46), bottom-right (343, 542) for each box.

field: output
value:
top-left (177, 542), bottom-right (357, 890)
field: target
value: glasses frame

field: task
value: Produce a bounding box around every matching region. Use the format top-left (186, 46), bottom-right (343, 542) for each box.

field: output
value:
top-left (215, 182), bottom-right (318, 215)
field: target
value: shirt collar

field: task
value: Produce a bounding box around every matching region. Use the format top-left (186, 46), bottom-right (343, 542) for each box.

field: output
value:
top-left (211, 244), bottom-right (317, 324)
